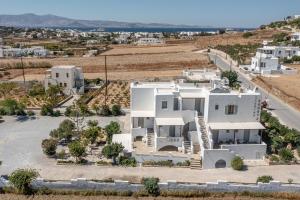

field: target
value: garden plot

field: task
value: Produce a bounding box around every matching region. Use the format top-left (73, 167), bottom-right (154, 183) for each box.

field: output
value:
top-left (88, 81), bottom-right (130, 108)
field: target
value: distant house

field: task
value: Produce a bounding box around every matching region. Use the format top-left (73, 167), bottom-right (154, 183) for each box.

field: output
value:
top-left (136, 37), bottom-right (165, 45)
top-left (256, 46), bottom-right (300, 59)
top-left (291, 32), bottom-right (300, 42)
top-left (44, 65), bottom-right (84, 95)
top-left (250, 52), bottom-right (280, 74)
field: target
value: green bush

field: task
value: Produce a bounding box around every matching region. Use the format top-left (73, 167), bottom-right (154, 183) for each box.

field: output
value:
top-left (27, 110), bottom-right (35, 116)
top-left (100, 105), bottom-right (111, 116)
top-left (0, 99), bottom-right (25, 116)
top-left (221, 71), bottom-right (240, 88)
top-left (102, 143), bottom-right (124, 164)
top-left (119, 156), bottom-right (137, 167)
top-left (242, 32), bottom-right (254, 38)
top-left (41, 139), bottom-right (57, 156)
top-left (142, 177), bottom-right (160, 196)
top-left (49, 119), bottom-right (75, 142)
top-left (142, 160), bottom-right (173, 167)
top-left (56, 149), bottom-right (66, 159)
top-left (111, 104), bottom-right (122, 116)
top-left (9, 169), bottom-right (39, 194)
top-left (105, 121), bottom-right (121, 144)
top-left (278, 148), bottom-right (294, 162)
top-left (68, 141), bottom-right (86, 162)
top-left (176, 160), bottom-right (191, 167)
top-left (231, 156), bottom-right (244, 170)
top-left (40, 104), bottom-right (54, 116)
top-left (269, 155), bottom-right (280, 163)
top-left (256, 175), bottom-right (274, 183)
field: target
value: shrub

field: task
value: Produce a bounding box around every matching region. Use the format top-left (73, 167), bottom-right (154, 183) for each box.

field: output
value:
top-left (269, 155), bottom-right (280, 163)
top-left (9, 169), bottom-right (39, 194)
top-left (68, 141), bottom-right (86, 162)
top-left (50, 119), bottom-right (75, 142)
top-left (242, 32), bottom-right (254, 38)
top-left (142, 160), bottom-right (173, 167)
top-left (105, 121), bottom-right (121, 144)
top-left (40, 104), bottom-right (54, 116)
top-left (56, 149), bottom-right (66, 159)
top-left (231, 156), bottom-right (244, 170)
top-left (0, 99), bottom-right (25, 115)
top-left (288, 178), bottom-right (294, 184)
top-left (84, 126), bottom-right (100, 144)
top-left (119, 156), bottom-right (137, 167)
top-left (102, 143), bottom-right (124, 164)
top-left (278, 148), bottom-right (294, 162)
top-left (256, 175), bottom-right (274, 183)
top-left (41, 139), bottom-right (57, 156)
top-left (27, 110), bottom-right (35, 116)
top-left (96, 160), bottom-right (111, 166)
top-left (100, 105), bottom-right (111, 116)
top-left (111, 104), bottom-right (121, 116)
top-left (142, 177), bottom-right (160, 196)
top-left (52, 110), bottom-right (61, 117)
top-left (87, 120), bottom-right (98, 127)
top-left (221, 71), bottom-right (240, 88)
top-left (176, 160), bottom-right (191, 167)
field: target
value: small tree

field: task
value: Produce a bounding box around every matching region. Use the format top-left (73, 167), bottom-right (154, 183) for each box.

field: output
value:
top-left (256, 175), bottom-right (273, 183)
top-left (105, 121), bottom-right (121, 144)
top-left (87, 120), bottom-right (98, 127)
top-left (279, 148), bottom-right (294, 162)
top-left (231, 156), bottom-right (244, 170)
top-left (142, 177), bottom-right (160, 196)
top-left (41, 139), bottom-right (57, 156)
top-left (221, 71), bottom-right (240, 88)
top-left (68, 141), bottom-right (86, 162)
top-left (84, 126), bottom-right (100, 144)
top-left (102, 143), bottom-right (124, 164)
top-left (9, 169), bottom-right (39, 194)
top-left (100, 105), bottom-right (111, 116)
top-left (111, 104), bottom-right (121, 116)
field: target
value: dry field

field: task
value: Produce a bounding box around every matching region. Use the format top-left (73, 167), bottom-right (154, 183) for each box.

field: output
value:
top-left (253, 65), bottom-right (300, 111)
top-left (195, 29), bottom-right (284, 49)
top-left (0, 44), bottom-right (212, 81)
top-left (0, 194), bottom-right (296, 200)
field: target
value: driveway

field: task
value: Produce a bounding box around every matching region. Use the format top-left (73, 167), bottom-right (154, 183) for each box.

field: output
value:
top-left (0, 114), bottom-right (130, 174)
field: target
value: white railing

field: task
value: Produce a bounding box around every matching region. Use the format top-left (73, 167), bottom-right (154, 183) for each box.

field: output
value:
top-left (132, 127), bottom-right (147, 139)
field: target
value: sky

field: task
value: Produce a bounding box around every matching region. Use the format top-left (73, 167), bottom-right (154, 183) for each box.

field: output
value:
top-left (1, 0), bottom-right (300, 28)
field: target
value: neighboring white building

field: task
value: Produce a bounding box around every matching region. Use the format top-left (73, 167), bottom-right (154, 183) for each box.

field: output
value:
top-left (44, 65), bottom-right (84, 95)
top-left (250, 52), bottom-right (281, 74)
top-left (136, 37), bottom-right (165, 45)
top-left (291, 32), bottom-right (300, 42)
top-left (257, 46), bottom-right (300, 59)
top-left (1, 46), bottom-right (49, 57)
top-left (183, 69), bottom-right (221, 82)
top-left (129, 77), bottom-right (266, 169)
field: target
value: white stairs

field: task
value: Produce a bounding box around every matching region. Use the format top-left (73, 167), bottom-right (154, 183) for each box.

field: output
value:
top-left (183, 141), bottom-right (192, 154)
top-left (147, 133), bottom-right (154, 147)
top-left (198, 117), bottom-right (209, 149)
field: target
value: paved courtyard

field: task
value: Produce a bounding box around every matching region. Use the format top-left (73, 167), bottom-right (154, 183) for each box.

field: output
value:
top-left (1, 115), bottom-right (300, 183)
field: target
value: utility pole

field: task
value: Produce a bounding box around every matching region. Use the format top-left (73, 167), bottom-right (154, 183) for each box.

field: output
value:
top-left (21, 56), bottom-right (26, 92)
top-left (104, 55), bottom-right (108, 106)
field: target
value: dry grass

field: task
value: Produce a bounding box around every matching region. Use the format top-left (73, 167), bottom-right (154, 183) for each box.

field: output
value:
top-left (253, 65), bottom-right (300, 111)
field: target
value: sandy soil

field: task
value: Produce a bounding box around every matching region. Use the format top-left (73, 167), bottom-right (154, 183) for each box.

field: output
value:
top-left (0, 194), bottom-right (293, 200)
top-left (253, 65), bottom-right (300, 111)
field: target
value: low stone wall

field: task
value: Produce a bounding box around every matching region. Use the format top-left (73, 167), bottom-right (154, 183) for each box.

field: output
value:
top-left (132, 152), bottom-right (191, 164)
top-left (1, 178), bottom-right (300, 193)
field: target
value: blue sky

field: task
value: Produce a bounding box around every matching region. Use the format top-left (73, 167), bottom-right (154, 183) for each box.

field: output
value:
top-left (1, 0), bottom-right (300, 28)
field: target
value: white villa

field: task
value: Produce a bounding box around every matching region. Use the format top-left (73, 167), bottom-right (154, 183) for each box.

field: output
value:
top-left (256, 46), bottom-right (300, 59)
top-left (136, 37), bottom-right (165, 45)
top-left (250, 52), bottom-right (280, 74)
top-left (44, 65), bottom-right (84, 95)
top-left (291, 32), bottom-right (300, 42)
top-left (129, 77), bottom-right (266, 169)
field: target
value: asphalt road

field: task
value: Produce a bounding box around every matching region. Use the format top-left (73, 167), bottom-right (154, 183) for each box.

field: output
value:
top-left (209, 53), bottom-right (300, 131)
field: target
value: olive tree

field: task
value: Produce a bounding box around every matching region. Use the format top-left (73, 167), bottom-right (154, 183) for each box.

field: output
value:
top-left (9, 169), bottom-right (39, 194)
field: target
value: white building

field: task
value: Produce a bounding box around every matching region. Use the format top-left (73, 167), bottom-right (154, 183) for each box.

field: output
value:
top-left (1, 46), bottom-right (49, 58)
top-left (44, 65), bottom-right (84, 95)
top-left (250, 52), bottom-right (281, 74)
top-left (130, 78), bottom-right (266, 169)
top-left (291, 32), bottom-right (300, 42)
top-left (136, 37), bottom-right (165, 45)
top-left (257, 46), bottom-right (300, 59)
top-left (183, 69), bottom-right (221, 82)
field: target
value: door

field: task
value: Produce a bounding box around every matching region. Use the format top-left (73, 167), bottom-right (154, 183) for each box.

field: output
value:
top-left (244, 129), bottom-right (250, 143)
top-left (169, 125), bottom-right (175, 137)
top-left (195, 98), bottom-right (201, 116)
top-left (212, 130), bottom-right (219, 148)
top-left (138, 118), bottom-right (144, 128)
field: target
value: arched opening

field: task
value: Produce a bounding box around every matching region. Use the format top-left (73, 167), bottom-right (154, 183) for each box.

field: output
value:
top-left (159, 145), bottom-right (178, 152)
top-left (215, 159), bottom-right (226, 168)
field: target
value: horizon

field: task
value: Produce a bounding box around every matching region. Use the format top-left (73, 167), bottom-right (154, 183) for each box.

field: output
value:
top-left (0, 0), bottom-right (300, 28)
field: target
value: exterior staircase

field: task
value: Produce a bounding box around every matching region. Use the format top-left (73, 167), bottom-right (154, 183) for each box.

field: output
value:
top-left (190, 158), bottom-right (202, 170)
top-left (147, 133), bottom-right (155, 147)
top-left (198, 117), bottom-right (209, 149)
top-left (183, 141), bottom-right (192, 154)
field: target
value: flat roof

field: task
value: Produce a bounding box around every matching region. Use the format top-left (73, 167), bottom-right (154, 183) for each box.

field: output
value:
top-left (155, 117), bottom-right (185, 126)
top-left (131, 110), bottom-right (155, 118)
top-left (208, 122), bottom-right (265, 130)
top-left (53, 65), bottom-right (77, 69)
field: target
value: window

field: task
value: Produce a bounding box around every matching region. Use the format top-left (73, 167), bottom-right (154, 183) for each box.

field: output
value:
top-left (66, 73), bottom-right (69, 78)
top-left (215, 105), bottom-right (219, 110)
top-left (162, 101), bottom-right (168, 109)
top-left (226, 130), bottom-right (230, 133)
top-left (59, 82), bottom-right (63, 87)
top-left (64, 83), bottom-right (67, 87)
top-left (225, 105), bottom-right (238, 115)
top-left (56, 73), bottom-right (59, 78)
